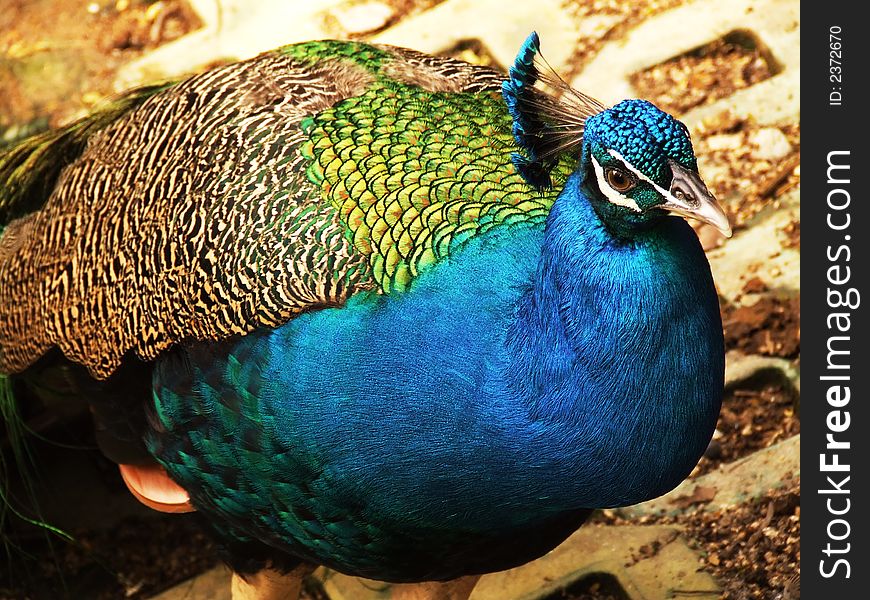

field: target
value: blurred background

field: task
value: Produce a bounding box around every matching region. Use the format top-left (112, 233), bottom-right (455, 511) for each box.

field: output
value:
top-left (0, 1), bottom-right (799, 598)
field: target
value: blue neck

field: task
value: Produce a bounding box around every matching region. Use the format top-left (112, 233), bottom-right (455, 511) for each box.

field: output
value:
top-left (506, 171), bottom-right (724, 506)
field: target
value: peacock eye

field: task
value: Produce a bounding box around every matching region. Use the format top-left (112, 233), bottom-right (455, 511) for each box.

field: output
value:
top-left (604, 167), bottom-right (635, 193)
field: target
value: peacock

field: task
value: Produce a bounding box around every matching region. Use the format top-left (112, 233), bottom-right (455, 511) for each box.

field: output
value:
top-left (0, 32), bottom-right (730, 599)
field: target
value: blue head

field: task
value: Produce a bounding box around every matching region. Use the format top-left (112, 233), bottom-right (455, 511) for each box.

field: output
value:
top-left (578, 99), bottom-right (731, 237)
top-left (503, 33), bottom-right (731, 239)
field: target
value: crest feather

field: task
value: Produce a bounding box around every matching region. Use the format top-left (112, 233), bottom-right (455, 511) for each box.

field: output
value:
top-left (501, 32), bottom-right (605, 189)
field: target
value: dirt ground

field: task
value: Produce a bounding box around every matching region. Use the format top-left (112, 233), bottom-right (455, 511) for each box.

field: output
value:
top-left (1, 1), bottom-right (799, 599)
top-left (0, 0), bottom-right (201, 139)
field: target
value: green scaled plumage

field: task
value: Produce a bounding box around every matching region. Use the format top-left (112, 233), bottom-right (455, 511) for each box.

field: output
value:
top-left (301, 79), bottom-right (570, 291)
top-left (279, 39), bottom-right (393, 69)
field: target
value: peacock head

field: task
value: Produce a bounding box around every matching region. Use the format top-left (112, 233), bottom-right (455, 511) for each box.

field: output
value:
top-left (503, 32), bottom-right (731, 238)
top-left (579, 99), bottom-right (731, 237)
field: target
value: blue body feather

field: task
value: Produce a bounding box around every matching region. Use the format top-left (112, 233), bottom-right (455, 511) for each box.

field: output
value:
top-left (150, 169), bottom-right (723, 580)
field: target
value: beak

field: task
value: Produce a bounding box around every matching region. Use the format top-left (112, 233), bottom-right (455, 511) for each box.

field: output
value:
top-left (661, 160), bottom-right (732, 238)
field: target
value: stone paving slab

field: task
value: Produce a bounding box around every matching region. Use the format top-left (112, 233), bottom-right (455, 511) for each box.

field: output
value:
top-left (150, 564), bottom-right (234, 600)
top-left (620, 434), bottom-right (799, 519)
top-left (327, 525), bottom-right (719, 600)
top-left (116, 0), bottom-right (582, 90)
top-left (725, 351), bottom-right (800, 396)
top-left (372, 0), bottom-right (579, 72)
top-left (707, 186), bottom-right (800, 303)
top-left (115, 0), bottom-right (345, 88)
top-left (571, 0), bottom-right (799, 127)
top-left (154, 524), bottom-right (720, 600)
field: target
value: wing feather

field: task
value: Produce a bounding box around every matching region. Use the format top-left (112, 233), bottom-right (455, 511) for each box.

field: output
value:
top-left (0, 41), bottom-right (569, 379)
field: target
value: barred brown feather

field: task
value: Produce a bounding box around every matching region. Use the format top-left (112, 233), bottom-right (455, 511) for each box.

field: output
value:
top-left (0, 44), bottom-right (507, 379)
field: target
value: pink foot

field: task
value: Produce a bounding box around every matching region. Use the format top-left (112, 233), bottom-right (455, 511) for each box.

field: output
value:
top-left (119, 462), bottom-right (195, 513)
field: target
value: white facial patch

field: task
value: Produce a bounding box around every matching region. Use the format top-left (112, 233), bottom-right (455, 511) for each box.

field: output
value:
top-left (590, 155), bottom-right (641, 212)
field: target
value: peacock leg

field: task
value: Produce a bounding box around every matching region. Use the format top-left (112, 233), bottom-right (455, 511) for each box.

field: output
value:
top-left (390, 576), bottom-right (481, 600)
top-left (230, 565), bottom-right (313, 600)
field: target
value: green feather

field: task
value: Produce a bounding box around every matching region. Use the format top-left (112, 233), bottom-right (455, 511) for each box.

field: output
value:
top-left (278, 40), bottom-right (391, 71)
top-left (305, 79), bottom-right (571, 292)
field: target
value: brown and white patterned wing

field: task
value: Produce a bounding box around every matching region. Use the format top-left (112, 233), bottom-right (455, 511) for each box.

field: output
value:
top-left (0, 43), bottom-right (509, 379)
top-left (0, 52), bottom-right (381, 378)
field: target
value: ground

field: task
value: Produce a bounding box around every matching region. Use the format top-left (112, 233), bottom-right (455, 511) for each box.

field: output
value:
top-left (0, 1), bottom-right (800, 598)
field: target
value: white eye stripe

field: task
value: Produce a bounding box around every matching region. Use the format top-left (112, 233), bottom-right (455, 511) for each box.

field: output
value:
top-left (607, 149), bottom-right (675, 200)
top-left (590, 155), bottom-right (641, 212)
